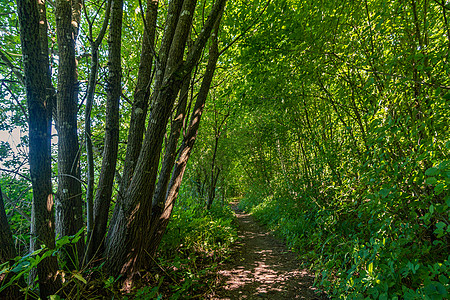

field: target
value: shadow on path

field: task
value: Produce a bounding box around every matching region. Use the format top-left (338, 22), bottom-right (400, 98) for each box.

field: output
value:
top-left (208, 203), bottom-right (327, 299)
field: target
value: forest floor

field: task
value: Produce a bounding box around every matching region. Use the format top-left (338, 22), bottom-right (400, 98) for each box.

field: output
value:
top-left (206, 202), bottom-right (327, 300)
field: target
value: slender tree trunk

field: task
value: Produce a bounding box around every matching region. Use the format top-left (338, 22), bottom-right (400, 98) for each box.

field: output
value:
top-left (150, 0), bottom-right (184, 101)
top-left (104, 0), bottom-right (226, 278)
top-left (152, 59), bottom-right (192, 212)
top-left (83, 0), bottom-right (111, 265)
top-left (117, 0), bottom-right (158, 210)
top-left (37, 0), bottom-right (55, 120)
top-left (207, 167), bottom-right (220, 210)
top-left (148, 10), bottom-right (223, 256)
top-left (105, 0), bottom-right (198, 277)
top-left (87, 0), bottom-right (123, 262)
top-left (207, 136), bottom-right (219, 209)
top-left (16, 0), bottom-right (61, 297)
top-left (0, 186), bottom-right (23, 299)
top-left (55, 0), bottom-right (84, 270)
top-left (207, 109), bottom-right (228, 210)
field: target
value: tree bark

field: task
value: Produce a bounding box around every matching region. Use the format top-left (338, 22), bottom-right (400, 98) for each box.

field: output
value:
top-left (118, 0), bottom-right (158, 207)
top-left (87, 0), bottom-right (123, 262)
top-left (148, 8), bottom-right (223, 257)
top-left (55, 0), bottom-right (84, 270)
top-left (16, 0), bottom-right (61, 297)
top-left (37, 0), bottom-right (55, 122)
top-left (83, 0), bottom-right (112, 265)
top-left (104, 0), bottom-right (198, 277)
top-left (104, 0), bottom-right (226, 278)
top-left (152, 72), bottom-right (191, 211)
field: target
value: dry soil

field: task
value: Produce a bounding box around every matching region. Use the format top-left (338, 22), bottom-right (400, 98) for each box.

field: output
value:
top-left (207, 203), bottom-right (327, 300)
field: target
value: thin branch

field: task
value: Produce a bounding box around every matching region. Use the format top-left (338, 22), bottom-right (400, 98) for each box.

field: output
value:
top-left (0, 168), bottom-right (31, 182)
top-left (433, 0), bottom-right (450, 10)
top-left (56, 173), bottom-right (88, 189)
top-left (2, 190), bottom-right (32, 222)
top-left (2, 82), bottom-right (29, 122)
top-left (93, 0), bottom-right (111, 48)
top-left (0, 49), bottom-right (25, 85)
top-left (137, 0), bottom-right (160, 65)
top-left (326, 52), bottom-right (450, 90)
top-left (219, 0), bottom-right (271, 55)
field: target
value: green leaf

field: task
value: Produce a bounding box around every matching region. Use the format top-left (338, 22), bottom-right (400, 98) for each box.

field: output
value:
top-left (424, 281), bottom-right (448, 299)
top-left (434, 183), bottom-right (445, 195)
top-left (439, 274), bottom-right (449, 285)
top-left (426, 177), bottom-right (438, 185)
top-left (434, 222), bottom-right (447, 237)
top-left (379, 188), bottom-right (390, 198)
top-left (11, 260), bottom-right (30, 273)
top-left (425, 167), bottom-right (439, 176)
top-left (73, 273), bottom-right (87, 284)
top-left (56, 235), bottom-right (70, 248)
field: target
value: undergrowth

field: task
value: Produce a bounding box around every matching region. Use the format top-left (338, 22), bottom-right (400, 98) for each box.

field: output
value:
top-left (0, 195), bottom-right (237, 299)
top-left (155, 196), bottom-right (238, 299)
top-left (239, 155), bottom-right (450, 299)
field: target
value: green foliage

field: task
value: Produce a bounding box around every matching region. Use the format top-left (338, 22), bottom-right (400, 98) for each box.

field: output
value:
top-left (0, 229), bottom-right (84, 297)
top-left (2, 0), bottom-right (450, 298)
top-left (240, 150), bottom-right (450, 298)
top-left (155, 193), bottom-right (238, 298)
top-left (160, 194), bottom-right (237, 260)
top-left (226, 0), bottom-right (450, 298)
top-left (0, 175), bottom-right (31, 253)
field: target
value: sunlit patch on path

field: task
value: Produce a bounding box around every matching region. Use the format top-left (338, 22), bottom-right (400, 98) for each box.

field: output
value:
top-left (208, 204), bottom-right (327, 299)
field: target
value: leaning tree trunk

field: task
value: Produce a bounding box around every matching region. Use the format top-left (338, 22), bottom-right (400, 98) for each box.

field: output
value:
top-left (112, 0), bottom-right (182, 235)
top-left (104, 0), bottom-right (227, 278)
top-left (118, 0), bottom-right (159, 196)
top-left (106, 0), bottom-right (159, 265)
top-left (152, 70), bottom-right (192, 212)
top-left (0, 185), bottom-right (23, 299)
top-left (104, 0), bottom-right (198, 277)
top-left (16, 0), bottom-right (61, 297)
top-left (86, 0), bottom-right (123, 263)
top-left (148, 12), bottom-right (223, 255)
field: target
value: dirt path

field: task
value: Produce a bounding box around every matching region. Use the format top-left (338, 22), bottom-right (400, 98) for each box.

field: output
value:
top-left (207, 204), bottom-right (327, 299)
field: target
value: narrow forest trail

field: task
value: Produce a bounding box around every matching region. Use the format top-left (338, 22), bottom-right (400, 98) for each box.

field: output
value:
top-left (207, 203), bottom-right (327, 299)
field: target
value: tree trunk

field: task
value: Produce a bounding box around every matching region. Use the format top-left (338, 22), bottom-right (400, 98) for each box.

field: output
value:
top-left (55, 0), bottom-right (84, 270)
top-left (87, 0), bottom-right (123, 262)
top-left (84, 0), bottom-right (111, 266)
top-left (104, 0), bottom-right (226, 278)
top-left (16, 0), bottom-right (61, 297)
top-left (105, 0), bottom-right (198, 277)
top-left (116, 0), bottom-right (158, 215)
top-left (0, 185), bottom-right (23, 299)
top-left (207, 109), bottom-right (228, 210)
top-left (148, 9), bottom-right (223, 257)
top-left (152, 58), bottom-right (192, 213)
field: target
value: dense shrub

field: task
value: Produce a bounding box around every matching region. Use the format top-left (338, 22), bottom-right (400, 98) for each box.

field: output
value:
top-left (160, 195), bottom-right (237, 260)
top-left (240, 155), bottom-right (450, 299)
